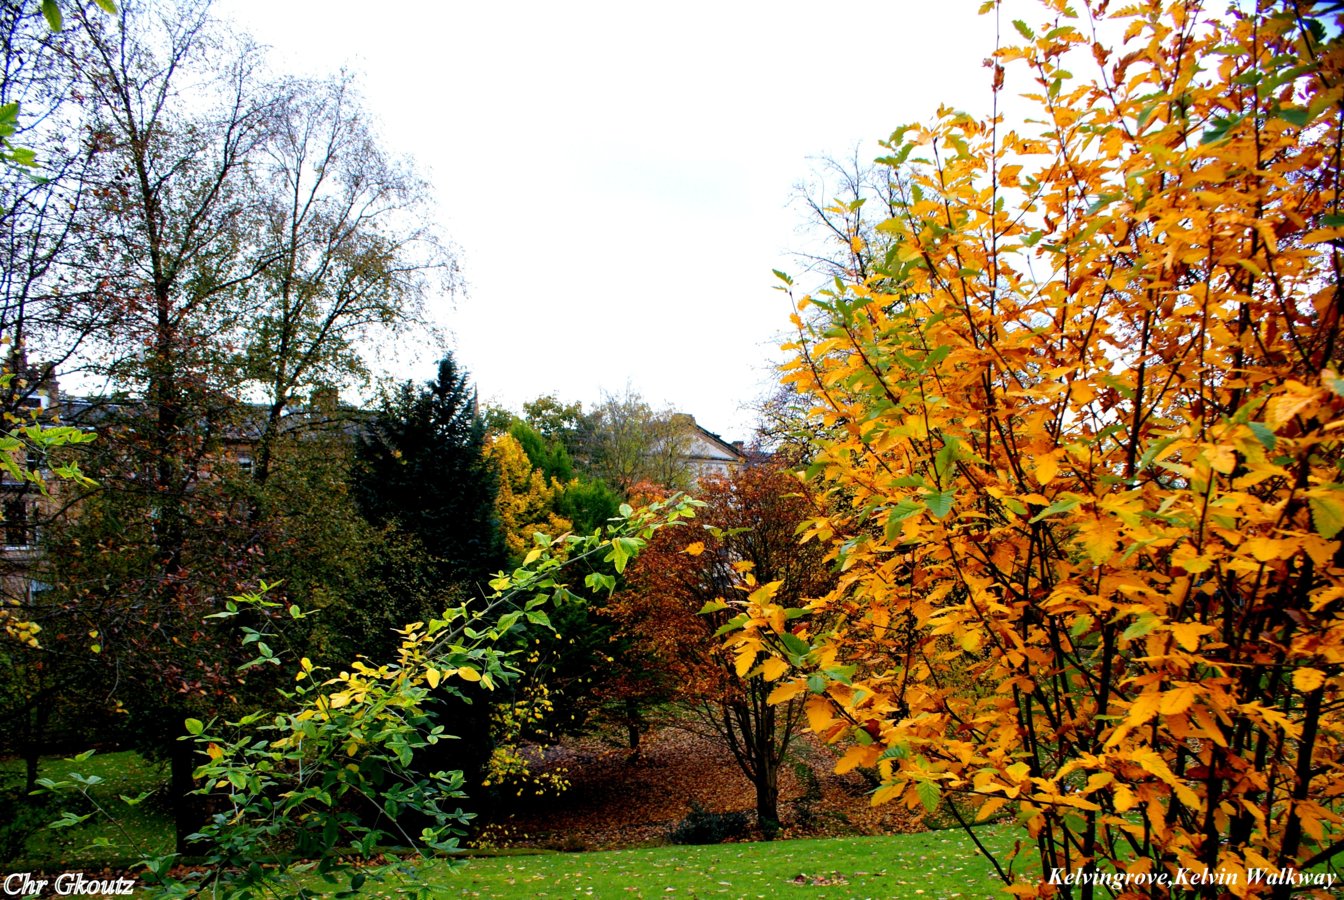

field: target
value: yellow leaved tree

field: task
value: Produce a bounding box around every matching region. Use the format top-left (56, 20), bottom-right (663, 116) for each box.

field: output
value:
top-left (486, 431), bottom-right (573, 564)
top-left (738, 0), bottom-right (1344, 895)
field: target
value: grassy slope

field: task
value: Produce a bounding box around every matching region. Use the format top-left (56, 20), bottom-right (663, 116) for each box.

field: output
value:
top-left (352, 827), bottom-right (1024, 899)
top-left (4, 752), bottom-right (1028, 900)
top-left (0, 750), bottom-right (174, 868)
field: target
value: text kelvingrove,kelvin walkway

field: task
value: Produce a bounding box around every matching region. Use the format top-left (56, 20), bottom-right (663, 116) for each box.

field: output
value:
top-left (1047, 868), bottom-right (1339, 893)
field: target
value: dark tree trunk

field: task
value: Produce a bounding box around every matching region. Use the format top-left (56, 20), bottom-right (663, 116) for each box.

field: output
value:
top-left (169, 730), bottom-right (205, 855)
top-left (754, 767), bottom-right (780, 839)
top-left (624, 697), bottom-right (644, 758)
top-left (18, 698), bottom-right (50, 795)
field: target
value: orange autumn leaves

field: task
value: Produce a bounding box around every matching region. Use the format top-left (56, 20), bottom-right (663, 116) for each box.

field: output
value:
top-left (739, 0), bottom-right (1344, 895)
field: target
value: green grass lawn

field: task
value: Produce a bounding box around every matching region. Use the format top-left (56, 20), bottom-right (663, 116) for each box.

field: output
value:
top-left (3, 752), bottom-right (1026, 899)
top-left (0, 750), bottom-right (174, 869)
top-left (334, 827), bottom-right (1024, 899)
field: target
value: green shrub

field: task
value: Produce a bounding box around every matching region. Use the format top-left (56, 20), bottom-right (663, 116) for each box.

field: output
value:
top-left (669, 801), bottom-right (750, 845)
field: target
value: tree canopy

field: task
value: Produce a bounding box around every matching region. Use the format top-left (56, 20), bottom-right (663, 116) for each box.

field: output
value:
top-left (732, 0), bottom-right (1344, 893)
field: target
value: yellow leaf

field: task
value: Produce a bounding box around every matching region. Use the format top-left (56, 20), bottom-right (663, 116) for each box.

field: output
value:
top-left (836, 743), bottom-right (879, 774)
top-left (1243, 538), bottom-right (1284, 563)
top-left (1082, 772), bottom-right (1114, 795)
top-left (683, 541), bottom-right (706, 556)
top-left (1131, 747), bottom-right (1199, 807)
top-left (1265, 391), bottom-right (1314, 428)
top-left (1114, 785), bottom-right (1137, 811)
top-left (425, 668), bottom-right (441, 689)
top-left (206, 742), bottom-right (224, 761)
top-left (1126, 690), bottom-right (1162, 728)
top-left (870, 780), bottom-right (903, 806)
top-left (1169, 621), bottom-right (1212, 651)
top-left (1034, 453), bottom-right (1059, 485)
top-left (523, 547), bottom-right (543, 566)
top-left (1204, 444), bottom-right (1236, 475)
top-left (805, 697), bottom-right (836, 735)
top-left (759, 656), bottom-right (789, 681)
top-left (748, 580), bottom-right (783, 605)
top-left (977, 796), bottom-right (1009, 821)
top-left (767, 680), bottom-right (806, 705)
top-left (457, 667), bottom-right (482, 683)
top-left (1293, 667), bottom-right (1325, 692)
top-left (735, 646), bottom-right (758, 677)
top-left (1159, 683), bottom-right (1199, 716)
top-left (1077, 517), bottom-right (1121, 565)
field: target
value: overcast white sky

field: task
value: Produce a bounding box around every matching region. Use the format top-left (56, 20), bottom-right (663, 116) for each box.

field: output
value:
top-left (216, 1), bottom-right (1002, 441)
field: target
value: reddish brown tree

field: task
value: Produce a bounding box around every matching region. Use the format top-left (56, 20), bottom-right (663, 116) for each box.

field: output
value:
top-left (602, 460), bottom-right (834, 835)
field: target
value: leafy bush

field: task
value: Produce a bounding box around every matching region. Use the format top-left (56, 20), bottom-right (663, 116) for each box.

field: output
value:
top-left (669, 801), bottom-right (750, 845)
top-left (0, 790), bottom-right (54, 865)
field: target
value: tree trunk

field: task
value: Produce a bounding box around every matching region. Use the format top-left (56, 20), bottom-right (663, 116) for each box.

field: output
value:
top-left (169, 730), bottom-right (204, 855)
top-left (754, 759), bottom-right (780, 840)
top-left (21, 699), bottom-right (49, 795)
top-left (623, 697), bottom-right (644, 758)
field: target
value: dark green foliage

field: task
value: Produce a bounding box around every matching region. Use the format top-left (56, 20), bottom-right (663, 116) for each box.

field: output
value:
top-left (555, 475), bottom-right (621, 536)
top-left (509, 416), bottom-right (619, 535)
top-left (354, 354), bottom-right (504, 592)
top-left (509, 420), bottom-right (574, 484)
top-left (0, 788), bottom-right (54, 865)
top-left (669, 801), bottom-right (751, 845)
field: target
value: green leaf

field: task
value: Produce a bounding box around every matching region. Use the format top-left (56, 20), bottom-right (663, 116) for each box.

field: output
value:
top-left (1247, 421), bottom-right (1276, 450)
top-left (1275, 105), bottom-right (1313, 128)
top-left (1029, 495), bottom-right (1080, 523)
top-left (1121, 612), bottom-right (1160, 641)
top-left (1323, 214), bottom-right (1344, 228)
top-left (934, 435), bottom-right (960, 479)
top-left (806, 673), bottom-right (827, 694)
top-left (1309, 495), bottom-right (1344, 539)
top-left (1138, 435), bottom-right (1179, 472)
top-left (41, 0), bottom-right (62, 31)
top-left (884, 499), bottom-right (926, 540)
top-left (779, 631), bottom-right (811, 661)
top-left (923, 490), bottom-right (955, 519)
top-left (823, 664), bottom-right (856, 685)
top-left (184, 718), bottom-right (204, 736)
top-left (584, 571), bottom-right (617, 594)
top-left (1012, 19), bottom-right (1034, 40)
top-left (1201, 114), bottom-right (1244, 144)
top-left (713, 613), bottom-right (748, 638)
top-left (916, 780), bottom-right (941, 813)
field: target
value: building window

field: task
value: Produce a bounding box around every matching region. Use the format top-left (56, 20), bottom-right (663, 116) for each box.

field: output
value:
top-left (4, 497), bottom-right (31, 548)
top-left (237, 455), bottom-right (254, 477)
